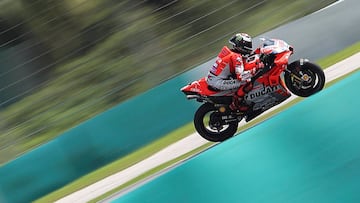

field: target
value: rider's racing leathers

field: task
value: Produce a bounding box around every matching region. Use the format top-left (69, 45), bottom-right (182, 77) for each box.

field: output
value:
top-left (206, 46), bottom-right (256, 91)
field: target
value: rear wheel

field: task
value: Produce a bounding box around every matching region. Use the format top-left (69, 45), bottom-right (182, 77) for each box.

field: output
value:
top-left (284, 60), bottom-right (325, 97)
top-left (194, 103), bottom-right (238, 142)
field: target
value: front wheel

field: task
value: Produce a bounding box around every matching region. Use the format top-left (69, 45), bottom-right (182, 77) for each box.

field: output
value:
top-left (284, 60), bottom-right (325, 97)
top-left (194, 103), bottom-right (238, 142)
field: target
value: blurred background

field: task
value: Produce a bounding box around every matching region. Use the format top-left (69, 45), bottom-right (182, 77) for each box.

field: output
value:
top-left (0, 0), bottom-right (336, 164)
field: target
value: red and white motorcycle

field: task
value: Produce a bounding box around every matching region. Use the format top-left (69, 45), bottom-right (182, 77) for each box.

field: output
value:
top-left (181, 38), bottom-right (325, 142)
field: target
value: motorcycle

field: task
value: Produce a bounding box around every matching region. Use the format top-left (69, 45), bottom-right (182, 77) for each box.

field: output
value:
top-left (180, 38), bottom-right (325, 142)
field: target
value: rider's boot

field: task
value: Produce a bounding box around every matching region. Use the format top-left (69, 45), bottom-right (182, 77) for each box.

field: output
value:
top-left (229, 95), bottom-right (249, 112)
top-left (229, 82), bottom-right (253, 112)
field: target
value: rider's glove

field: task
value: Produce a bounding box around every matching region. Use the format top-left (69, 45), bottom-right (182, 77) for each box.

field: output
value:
top-left (258, 61), bottom-right (265, 69)
top-left (240, 70), bottom-right (253, 83)
top-left (260, 53), bottom-right (275, 66)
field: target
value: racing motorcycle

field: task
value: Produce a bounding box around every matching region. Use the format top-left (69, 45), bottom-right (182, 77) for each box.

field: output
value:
top-left (181, 38), bottom-right (325, 142)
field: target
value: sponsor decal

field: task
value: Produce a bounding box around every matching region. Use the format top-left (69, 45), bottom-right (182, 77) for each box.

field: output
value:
top-left (190, 88), bottom-right (200, 92)
top-left (247, 85), bottom-right (279, 99)
top-left (210, 63), bottom-right (218, 73)
top-left (190, 81), bottom-right (201, 92)
top-left (223, 80), bottom-right (236, 85)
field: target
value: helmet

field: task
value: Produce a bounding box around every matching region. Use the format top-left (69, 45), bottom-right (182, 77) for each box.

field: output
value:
top-left (229, 33), bottom-right (252, 55)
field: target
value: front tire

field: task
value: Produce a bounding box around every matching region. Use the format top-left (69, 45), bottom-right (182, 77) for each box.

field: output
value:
top-left (194, 103), bottom-right (238, 142)
top-left (284, 60), bottom-right (325, 97)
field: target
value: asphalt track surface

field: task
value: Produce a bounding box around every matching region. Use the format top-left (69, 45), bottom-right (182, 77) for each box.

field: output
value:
top-left (257, 0), bottom-right (360, 61)
top-left (103, 56), bottom-right (359, 203)
top-left (113, 70), bottom-right (360, 203)
top-left (58, 0), bottom-right (360, 202)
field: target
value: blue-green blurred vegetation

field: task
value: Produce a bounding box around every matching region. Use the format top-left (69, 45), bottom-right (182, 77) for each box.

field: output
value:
top-left (0, 0), bottom-right (336, 164)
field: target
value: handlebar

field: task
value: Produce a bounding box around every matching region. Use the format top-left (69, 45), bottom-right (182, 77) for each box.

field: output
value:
top-left (251, 61), bottom-right (273, 83)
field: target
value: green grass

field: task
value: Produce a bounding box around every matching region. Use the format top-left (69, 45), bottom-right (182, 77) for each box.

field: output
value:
top-left (36, 40), bottom-right (360, 203)
top-left (317, 43), bottom-right (360, 68)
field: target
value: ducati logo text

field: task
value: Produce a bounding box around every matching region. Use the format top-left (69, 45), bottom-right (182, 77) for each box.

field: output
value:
top-left (248, 86), bottom-right (279, 99)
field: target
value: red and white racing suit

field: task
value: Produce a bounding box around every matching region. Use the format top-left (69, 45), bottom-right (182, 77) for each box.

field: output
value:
top-left (206, 46), bottom-right (256, 92)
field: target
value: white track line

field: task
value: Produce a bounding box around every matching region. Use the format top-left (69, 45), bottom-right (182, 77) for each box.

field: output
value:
top-left (56, 53), bottom-right (360, 203)
top-left (313, 0), bottom-right (344, 15)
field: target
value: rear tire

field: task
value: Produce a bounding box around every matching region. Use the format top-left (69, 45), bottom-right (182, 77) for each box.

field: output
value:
top-left (194, 103), bottom-right (238, 142)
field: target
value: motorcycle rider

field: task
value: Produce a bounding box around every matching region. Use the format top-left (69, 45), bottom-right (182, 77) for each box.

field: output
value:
top-left (206, 32), bottom-right (260, 112)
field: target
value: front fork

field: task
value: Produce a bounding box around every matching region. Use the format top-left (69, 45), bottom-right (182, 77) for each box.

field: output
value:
top-left (285, 66), bottom-right (312, 89)
top-left (286, 59), bottom-right (312, 76)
